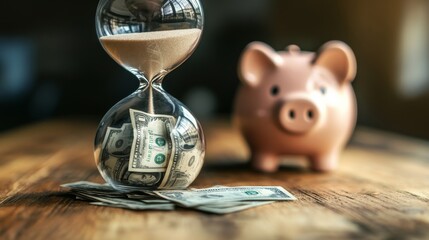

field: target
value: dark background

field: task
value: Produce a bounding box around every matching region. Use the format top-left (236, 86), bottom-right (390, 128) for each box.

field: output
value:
top-left (1, 0), bottom-right (429, 139)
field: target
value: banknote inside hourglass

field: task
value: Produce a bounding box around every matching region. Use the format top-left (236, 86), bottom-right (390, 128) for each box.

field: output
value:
top-left (94, 0), bottom-right (205, 191)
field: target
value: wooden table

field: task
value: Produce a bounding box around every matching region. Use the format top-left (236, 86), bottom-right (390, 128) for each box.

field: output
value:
top-left (1, 119), bottom-right (429, 240)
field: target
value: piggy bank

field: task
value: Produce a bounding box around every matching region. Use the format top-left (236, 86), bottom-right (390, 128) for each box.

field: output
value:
top-left (234, 41), bottom-right (357, 172)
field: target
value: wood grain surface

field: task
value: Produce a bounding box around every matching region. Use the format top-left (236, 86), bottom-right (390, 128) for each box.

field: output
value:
top-left (0, 119), bottom-right (429, 240)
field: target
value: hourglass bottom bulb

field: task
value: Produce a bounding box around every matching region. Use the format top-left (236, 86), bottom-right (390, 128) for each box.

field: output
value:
top-left (94, 91), bottom-right (205, 191)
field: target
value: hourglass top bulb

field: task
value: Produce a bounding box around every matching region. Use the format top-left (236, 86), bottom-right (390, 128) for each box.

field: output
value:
top-left (96, 0), bottom-right (203, 82)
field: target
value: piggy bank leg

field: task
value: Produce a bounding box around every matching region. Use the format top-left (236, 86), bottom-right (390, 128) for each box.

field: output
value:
top-left (310, 152), bottom-right (339, 172)
top-left (251, 153), bottom-right (280, 172)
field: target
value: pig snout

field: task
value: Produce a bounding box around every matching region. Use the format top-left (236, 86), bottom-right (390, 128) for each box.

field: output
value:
top-left (278, 97), bottom-right (322, 134)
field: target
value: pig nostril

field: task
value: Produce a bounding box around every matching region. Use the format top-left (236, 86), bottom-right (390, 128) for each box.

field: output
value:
top-left (289, 110), bottom-right (295, 120)
top-left (307, 110), bottom-right (314, 120)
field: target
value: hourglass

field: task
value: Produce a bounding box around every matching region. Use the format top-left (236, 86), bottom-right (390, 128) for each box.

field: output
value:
top-left (94, 0), bottom-right (205, 191)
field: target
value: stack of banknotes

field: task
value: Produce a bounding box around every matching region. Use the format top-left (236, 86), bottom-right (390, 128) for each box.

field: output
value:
top-left (61, 181), bottom-right (296, 214)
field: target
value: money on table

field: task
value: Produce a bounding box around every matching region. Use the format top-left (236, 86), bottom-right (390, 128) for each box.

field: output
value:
top-left (61, 181), bottom-right (296, 214)
top-left (154, 186), bottom-right (296, 207)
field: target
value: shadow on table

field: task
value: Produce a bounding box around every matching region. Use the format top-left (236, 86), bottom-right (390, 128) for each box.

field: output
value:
top-left (0, 191), bottom-right (76, 207)
top-left (202, 158), bottom-right (309, 173)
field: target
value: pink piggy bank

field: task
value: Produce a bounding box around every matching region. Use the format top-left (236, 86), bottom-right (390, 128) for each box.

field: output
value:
top-left (234, 41), bottom-right (357, 172)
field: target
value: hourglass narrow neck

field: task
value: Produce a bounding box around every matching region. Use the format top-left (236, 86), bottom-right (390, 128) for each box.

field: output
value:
top-left (135, 72), bottom-right (148, 90)
top-left (136, 71), bottom-right (167, 115)
top-left (137, 70), bottom-right (167, 90)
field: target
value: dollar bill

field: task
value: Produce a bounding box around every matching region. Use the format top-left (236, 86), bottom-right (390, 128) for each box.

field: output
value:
top-left (98, 123), bottom-right (131, 183)
top-left (61, 181), bottom-right (128, 199)
top-left (126, 193), bottom-right (168, 201)
top-left (159, 113), bottom-right (205, 189)
top-left (154, 186), bottom-right (296, 207)
top-left (140, 199), bottom-right (171, 204)
top-left (121, 171), bottom-right (163, 187)
top-left (101, 154), bottom-right (164, 187)
top-left (80, 194), bottom-right (175, 210)
top-left (61, 181), bottom-right (117, 192)
top-left (99, 122), bottom-right (165, 187)
top-left (129, 109), bottom-right (176, 173)
top-left (195, 201), bottom-right (274, 214)
top-left (101, 156), bottom-right (128, 183)
top-left (101, 124), bottom-right (133, 157)
top-left (90, 202), bottom-right (175, 211)
top-left (61, 182), bottom-right (296, 214)
top-left (62, 182), bottom-right (173, 210)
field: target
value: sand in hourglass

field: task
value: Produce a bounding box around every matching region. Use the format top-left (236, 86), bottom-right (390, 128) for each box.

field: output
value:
top-left (100, 29), bottom-right (202, 81)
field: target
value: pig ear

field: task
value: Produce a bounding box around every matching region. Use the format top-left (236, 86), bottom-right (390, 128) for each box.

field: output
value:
top-left (238, 42), bottom-right (283, 87)
top-left (313, 41), bottom-right (357, 85)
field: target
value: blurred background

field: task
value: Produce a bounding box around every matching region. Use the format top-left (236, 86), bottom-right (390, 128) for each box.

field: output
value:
top-left (0, 0), bottom-right (429, 139)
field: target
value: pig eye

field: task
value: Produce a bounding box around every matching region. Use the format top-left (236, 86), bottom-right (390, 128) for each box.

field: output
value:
top-left (271, 85), bottom-right (280, 96)
top-left (319, 86), bottom-right (327, 95)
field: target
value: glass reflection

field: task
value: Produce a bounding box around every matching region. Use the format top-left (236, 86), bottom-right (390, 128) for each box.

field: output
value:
top-left (97, 0), bottom-right (203, 36)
